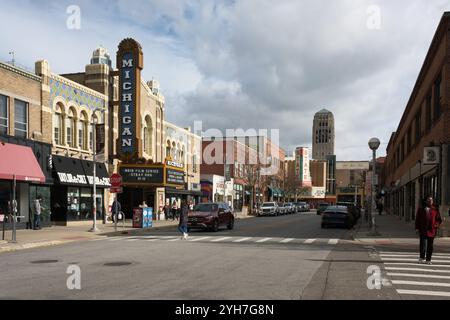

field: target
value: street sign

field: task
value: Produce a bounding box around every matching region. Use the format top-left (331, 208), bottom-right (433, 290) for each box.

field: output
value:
top-left (110, 187), bottom-right (123, 194)
top-left (110, 173), bottom-right (122, 188)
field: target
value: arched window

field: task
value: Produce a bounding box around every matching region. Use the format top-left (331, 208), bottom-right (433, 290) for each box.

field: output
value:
top-left (176, 143), bottom-right (181, 161)
top-left (66, 108), bottom-right (76, 147)
top-left (181, 146), bottom-right (185, 164)
top-left (144, 116), bottom-right (153, 156)
top-left (78, 112), bottom-right (88, 150)
top-left (171, 142), bottom-right (176, 159)
top-left (53, 103), bottom-right (64, 145)
top-left (166, 140), bottom-right (171, 159)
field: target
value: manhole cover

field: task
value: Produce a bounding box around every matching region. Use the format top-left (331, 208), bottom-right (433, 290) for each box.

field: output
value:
top-left (104, 262), bottom-right (132, 267)
top-left (30, 260), bottom-right (59, 264)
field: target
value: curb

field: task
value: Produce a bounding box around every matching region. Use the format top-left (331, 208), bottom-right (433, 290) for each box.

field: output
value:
top-left (0, 239), bottom-right (73, 254)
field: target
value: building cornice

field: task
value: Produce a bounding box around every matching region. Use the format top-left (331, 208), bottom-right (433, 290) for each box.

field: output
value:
top-left (0, 62), bottom-right (42, 82)
top-left (50, 73), bottom-right (107, 102)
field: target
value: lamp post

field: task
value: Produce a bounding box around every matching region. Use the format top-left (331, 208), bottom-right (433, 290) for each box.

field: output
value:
top-left (368, 137), bottom-right (381, 235)
top-left (89, 108), bottom-right (104, 232)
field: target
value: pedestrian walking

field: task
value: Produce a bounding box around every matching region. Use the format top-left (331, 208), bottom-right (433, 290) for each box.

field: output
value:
top-left (164, 203), bottom-right (171, 221)
top-left (178, 200), bottom-right (189, 240)
top-left (377, 200), bottom-right (383, 215)
top-left (112, 198), bottom-right (122, 222)
top-left (171, 201), bottom-right (178, 221)
top-left (33, 195), bottom-right (42, 230)
top-left (415, 196), bottom-right (442, 265)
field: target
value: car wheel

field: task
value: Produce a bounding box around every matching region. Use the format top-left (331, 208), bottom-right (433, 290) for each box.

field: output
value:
top-left (321, 223), bottom-right (326, 229)
top-left (227, 218), bottom-right (234, 230)
top-left (212, 219), bottom-right (219, 232)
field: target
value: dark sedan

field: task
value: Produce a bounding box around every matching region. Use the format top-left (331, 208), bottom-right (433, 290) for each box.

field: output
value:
top-left (188, 202), bottom-right (234, 232)
top-left (321, 205), bottom-right (355, 229)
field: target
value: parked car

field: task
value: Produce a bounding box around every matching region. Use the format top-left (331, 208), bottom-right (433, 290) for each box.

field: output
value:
top-left (283, 202), bottom-right (295, 214)
top-left (259, 202), bottom-right (279, 216)
top-left (297, 202), bottom-right (309, 212)
top-left (188, 202), bottom-right (234, 232)
top-left (336, 202), bottom-right (361, 221)
top-left (317, 202), bottom-right (330, 215)
top-left (321, 205), bottom-right (355, 229)
top-left (277, 202), bottom-right (286, 215)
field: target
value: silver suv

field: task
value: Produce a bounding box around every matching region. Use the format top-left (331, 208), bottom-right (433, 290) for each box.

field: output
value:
top-left (259, 202), bottom-right (279, 216)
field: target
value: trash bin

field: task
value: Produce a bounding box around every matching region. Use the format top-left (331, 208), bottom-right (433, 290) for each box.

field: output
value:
top-left (132, 208), bottom-right (143, 228)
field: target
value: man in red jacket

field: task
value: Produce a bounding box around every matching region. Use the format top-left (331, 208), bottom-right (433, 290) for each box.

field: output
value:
top-left (415, 196), bottom-right (442, 264)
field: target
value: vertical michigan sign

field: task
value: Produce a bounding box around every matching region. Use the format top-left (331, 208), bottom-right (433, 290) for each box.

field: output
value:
top-left (117, 38), bottom-right (144, 161)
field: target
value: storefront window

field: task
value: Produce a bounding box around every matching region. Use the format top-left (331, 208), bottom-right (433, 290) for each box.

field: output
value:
top-left (67, 187), bottom-right (80, 221)
top-left (29, 186), bottom-right (51, 224)
top-left (14, 99), bottom-right (28, 138)
top-left (0, 181), bottom-right (11, 216)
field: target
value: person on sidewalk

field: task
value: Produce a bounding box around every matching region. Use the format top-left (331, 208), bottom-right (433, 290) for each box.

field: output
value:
top-left (112, 199), bottom-right (122, 223)
top-left (33, 195), bottom-right (42, 230)
top-left (163, 203), bottom-right (171, 221)
top-left (415, 196), bottom-right (442, 265)
top-left (178, 200), bottom-right (189, 240)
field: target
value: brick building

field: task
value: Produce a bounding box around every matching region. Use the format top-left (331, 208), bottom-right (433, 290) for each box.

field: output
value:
top-left (383, 12), bottom-right (450, 235)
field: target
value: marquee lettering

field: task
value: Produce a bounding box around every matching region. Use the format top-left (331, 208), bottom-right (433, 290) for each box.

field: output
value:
top-left (122, 59), bottom-right (133, 68)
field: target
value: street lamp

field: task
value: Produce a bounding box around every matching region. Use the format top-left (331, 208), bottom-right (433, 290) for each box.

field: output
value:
top-left (368, 137), bottom-right (380, 235)
top-left (89, 108), bottom-right (105, 232)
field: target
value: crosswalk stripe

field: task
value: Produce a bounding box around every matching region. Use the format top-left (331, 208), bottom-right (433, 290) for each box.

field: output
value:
top-left (381, 254), bottom-right (450, 258)
top-left (381, 258), bottom-right (450, 263)
top-left (304, 239), bottom-right (316, 244)
top-left (146, 239), bottom-right (160, 242)
top-left (380, 251), bottom-right (450, 257)
top-left (385, 267), bottom-right (450, 274)
top-left (387, 273), bottom-right (450, 280)
top-left (396, 289), bottom-right (450, 297)
top-left (233, 237), bottom-right (252, 243)
top-left (108, 237), bottom-right (127, 241)
top-left (189, 237), bottom-right (211, 242)
top-left (280, 238), bottom-right (294, 243)
top-left (256, 238), bottom-right (272, 243)
top-left (328, 239), bottom-right (339, 245)
top-left (210, 237), bottom-right (232, 242)
top-left (125, 239), bottom-right (139, 242)
top-left (90, 238), bottom-right (107, 241)
top-left (385, 263), bottom-right (450, 268)
top-left (392, 280), bottom-right (450, 288)
top-left (167, 238), bottom-right (180, 242)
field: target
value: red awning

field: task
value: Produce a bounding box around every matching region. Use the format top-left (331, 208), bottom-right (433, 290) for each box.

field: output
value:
top-left (0, 142), bottom-right (45, 183)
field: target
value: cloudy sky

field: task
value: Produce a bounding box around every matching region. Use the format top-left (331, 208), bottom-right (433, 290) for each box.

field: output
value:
top-left (0, 0), bottom-right (449, 160)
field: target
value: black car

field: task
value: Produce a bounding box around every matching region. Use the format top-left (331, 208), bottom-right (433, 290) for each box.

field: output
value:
top-left (321, 205), bottom-right (355, 229)
top-left (317, 202), bottom-right (330, 215)
top-left (336, 202), bottom-right (361, 221)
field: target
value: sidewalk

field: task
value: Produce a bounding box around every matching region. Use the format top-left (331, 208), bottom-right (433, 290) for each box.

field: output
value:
top-left (0, 219), bottom-right (179, 254)
top-left (0, 211), bottom-right (255, 254)
top-left (352, 213), bottom-right (450, 246)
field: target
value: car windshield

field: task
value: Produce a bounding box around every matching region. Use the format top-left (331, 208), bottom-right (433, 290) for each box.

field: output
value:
top-left (262, 203), bottom-right (274, 207)
top-left (193, 203), bottom-right (215, 212)
top-left (284, 204), bottom-right (291, 207)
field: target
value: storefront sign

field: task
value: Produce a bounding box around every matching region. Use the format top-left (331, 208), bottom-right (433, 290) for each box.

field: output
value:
top-left (57, 173), bottom-right (88, 185)
top-left (119, 166), bottom-right (164, 184)
top-left (166, 160), bottom-right (184, 169)
top-left (86, 175), bottom-right (111, 186)
top-left (117, 38), bottom-right (143, 160)
top-left (296, 147), bottom-right (312, 187)
top-left (166, 168), bottom-right (185, 186)
top-left (423, 146), bottom-right (440, 165)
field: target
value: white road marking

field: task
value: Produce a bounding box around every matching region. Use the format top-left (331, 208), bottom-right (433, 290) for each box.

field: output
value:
top-left (146, 239), bottom-right (160, 242)
top-left (379, 251), bottom-right (450, 257)
top-left (385, 267), bottom-right (450, 273)
top-left (280, 238), bottom-right (294, 243)
top-left (108, 237), bottom-right (128, 242)
top-left (381, 257), bottom-right (450, 263)
top-left (125, 239), bottom-right (139, 242)
top-left (387, 273), bottom-right (450, 280)
top-left (256, 238), bottom-right (272, 243)
top-left (396, 289), bottom-right (450, 297)
top-left (189, 237), bottom-right (211, 242)
top-left (381, 254), bottom-right (450, 258)
top-left (304, 239), bottom-right (316, 244)
top-left (233, 237), bottom-right (252, 243)
top-left (384, 263), bottom-right (450, 268)
top-left (167, 238), bottom-right (181, 242)
top-left (392, 280), bottom-right (450, 288)
top-left (210, 237), bottom-right (232, 242)
top-left (328, 239), bottom-right (339, 245)
top-left (90, 238), bottom-right (107, 241)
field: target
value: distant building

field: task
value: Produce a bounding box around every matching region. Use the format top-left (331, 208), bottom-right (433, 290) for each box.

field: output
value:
top-left (312, 109), bottom-right (335, 160)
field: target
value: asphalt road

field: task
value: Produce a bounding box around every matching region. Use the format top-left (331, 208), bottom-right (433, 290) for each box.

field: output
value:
top-left (0, 212), bottom-right (354, 300)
